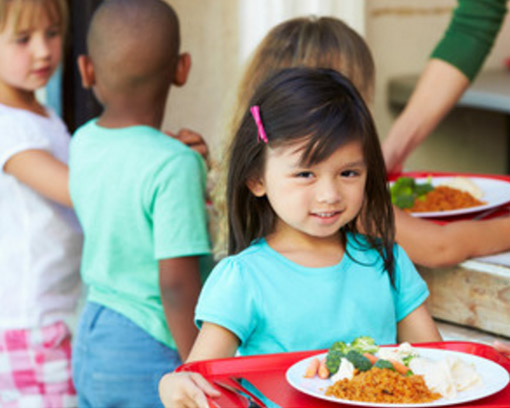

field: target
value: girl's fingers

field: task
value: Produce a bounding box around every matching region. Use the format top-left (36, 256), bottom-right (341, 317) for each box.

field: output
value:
top-left (190, 372), bottom-right (221, 397)
top-left (164, 129), bottom-right (209, 160)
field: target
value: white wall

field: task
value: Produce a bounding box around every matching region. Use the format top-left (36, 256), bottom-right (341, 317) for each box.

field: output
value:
top-left (162, 0), bottom-right (364, 157)
top-left (163, 0), bottom-right (510, 174)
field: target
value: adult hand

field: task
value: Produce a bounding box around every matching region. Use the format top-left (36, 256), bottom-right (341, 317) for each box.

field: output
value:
top-left (159, 372), bottom-right (220, 408)
top-left (165, 129), bottom-right (209, 162)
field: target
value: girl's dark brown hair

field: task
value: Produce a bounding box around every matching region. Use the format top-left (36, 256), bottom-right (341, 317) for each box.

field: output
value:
top-left (213, 16), bottom-right (374, 257)
top-left (227, 67), bottom-right (395, 280)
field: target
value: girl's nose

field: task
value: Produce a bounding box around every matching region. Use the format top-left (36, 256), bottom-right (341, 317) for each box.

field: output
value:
top-left (32, 35), bottom-right (51, 60)
top-left (316, 177), bottom-right (341, 204)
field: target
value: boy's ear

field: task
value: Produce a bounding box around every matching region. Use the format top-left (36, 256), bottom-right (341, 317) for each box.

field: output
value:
top-left (246, 177), bottom-right (266, 197)
top-left (77, 55), bottom-right (96, 89)
top-left (173, 52), bottom-right (191, 87)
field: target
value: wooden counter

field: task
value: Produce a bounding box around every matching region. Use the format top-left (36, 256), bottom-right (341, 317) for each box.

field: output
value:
top-left (419, 256), bottom-right (510, 339)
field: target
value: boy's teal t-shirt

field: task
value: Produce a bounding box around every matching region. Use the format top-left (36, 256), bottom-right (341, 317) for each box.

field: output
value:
top-left (195, 235), bottom-right (429, 356)
top-left (70, 120), bottom-right (211, 348)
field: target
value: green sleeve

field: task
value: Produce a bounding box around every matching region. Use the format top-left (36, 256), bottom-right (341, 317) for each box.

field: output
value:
top-left (430, 0), bottom-right (507, 81)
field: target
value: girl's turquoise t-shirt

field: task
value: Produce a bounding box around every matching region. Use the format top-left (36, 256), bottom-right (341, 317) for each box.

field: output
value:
top-left (195, 235), bottom-right (429, 355)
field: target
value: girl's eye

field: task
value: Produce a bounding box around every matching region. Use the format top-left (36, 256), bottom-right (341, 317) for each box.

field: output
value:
top-left (341, 169), bottom-right (359, 177)
top-left (15, 35), bottom-right (30, 44)
top-left (47, 28), bottom-right (61, 38)
top-left (295, 171), bottom-right (314, 179)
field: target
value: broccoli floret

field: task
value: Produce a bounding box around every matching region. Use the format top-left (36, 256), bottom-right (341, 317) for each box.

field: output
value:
top-left (325, 349), bottom-right (345, 375)
top-left (402, 355), bottom-right (416, 367)
top-left (390, 176), bottom-right (435, 209)
top-left (329, 341), bottom-right (349, 355)
top-left (345, 350), bottom-right (372, 372)
top-left (394, 194), bottom-right (415, 209)
top-left (415, 182), bottom-right (434, 198)
top-left (374, 359), bottom-right (394, 371)
top-left (351, 336), bottom-right (379, 354)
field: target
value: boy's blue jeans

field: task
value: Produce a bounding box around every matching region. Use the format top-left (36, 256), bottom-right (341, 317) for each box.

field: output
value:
top-left (72, 302), bottom-right (181, 408)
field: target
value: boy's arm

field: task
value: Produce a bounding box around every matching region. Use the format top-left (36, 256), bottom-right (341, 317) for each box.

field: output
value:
top-left (3, 149), bottom-right (72, 207)
top-left (159, 256), bottom-right (203, 361)
top-left (395, 207), bottom-right (510, 268)
top-left (397, 303), bottom-right (442, 344)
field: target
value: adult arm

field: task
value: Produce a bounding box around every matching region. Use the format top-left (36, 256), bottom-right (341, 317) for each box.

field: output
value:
top-left (383, 60), bottom-right (469, 174)
top-left (395, 207), bottom-right (510, 268)
top-left (3, 149), bottom-right (72, 206)
top-left (383, 0), bottom-right (508, 173)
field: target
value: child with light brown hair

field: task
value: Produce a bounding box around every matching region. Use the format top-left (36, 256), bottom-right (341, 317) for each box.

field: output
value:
top-left (0, 0), bottom-right (81, 406)
top-left (211, 15), bottom-right (510, 268)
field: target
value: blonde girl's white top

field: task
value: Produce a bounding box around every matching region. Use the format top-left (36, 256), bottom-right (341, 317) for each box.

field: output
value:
top-left (0, 103), bottom-right (83, 329)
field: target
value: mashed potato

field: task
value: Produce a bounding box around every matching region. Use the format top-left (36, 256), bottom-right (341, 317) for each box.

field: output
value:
top-left (439, 177), bottom-right (483, 200)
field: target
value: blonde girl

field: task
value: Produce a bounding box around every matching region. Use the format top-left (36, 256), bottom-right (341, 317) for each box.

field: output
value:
top-left (0, 1), bottom-right (81, 406)
top-left (159, 67), bottom-right (441, 408)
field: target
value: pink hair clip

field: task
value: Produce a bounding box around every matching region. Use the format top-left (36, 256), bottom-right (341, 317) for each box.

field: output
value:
top-left (250, 105), bottom-right (268, 144)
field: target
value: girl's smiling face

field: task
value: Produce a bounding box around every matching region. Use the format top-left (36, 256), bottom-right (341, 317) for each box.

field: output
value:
top-left (248, 138), bottom-right (367, 244)
top-left (0, 5), bottom-right (62, 97)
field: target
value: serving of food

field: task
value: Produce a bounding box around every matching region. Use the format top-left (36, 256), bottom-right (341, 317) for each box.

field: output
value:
top-left (390, 176), bottom-right (485, 213)
top-left (286, 336), bottom-right (509, 407)
top-left (389, 175), bottom-right (510, 218)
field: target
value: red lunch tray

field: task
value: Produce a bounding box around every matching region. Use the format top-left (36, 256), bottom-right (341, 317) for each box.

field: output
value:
top-left (388, 171), bottom-right (510, 224)
top-left (176, 341), bottom-right (510, 408)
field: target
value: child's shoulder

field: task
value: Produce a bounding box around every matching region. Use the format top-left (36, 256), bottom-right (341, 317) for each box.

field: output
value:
top-left (214, 240), bottom-right (268, 271)
top-left (0, 104), bottom-right (66, 158)
top-left (73, 121), bottom-right (197, 157)
top-left (346, 232), bottom-right (403, 262)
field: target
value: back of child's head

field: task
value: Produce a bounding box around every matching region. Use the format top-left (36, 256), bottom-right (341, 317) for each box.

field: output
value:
top-left (239, 16), bottom-right (374, 106)
top-left (0, 0), bottom-right (67, 34)
top-left (86, 0), bottom-right (180, 98)
top-left (212, 16), bottom-right (375, 258)
top-left (227, 67), bottom-right (395, 275)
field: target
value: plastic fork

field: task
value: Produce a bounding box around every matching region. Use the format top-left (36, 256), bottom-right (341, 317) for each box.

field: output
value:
top-left (213, 380), bottom-right (264, 408)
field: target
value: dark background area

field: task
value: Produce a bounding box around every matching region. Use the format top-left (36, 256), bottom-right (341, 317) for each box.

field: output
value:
top-left (63, 0), bottom-right (103, 132)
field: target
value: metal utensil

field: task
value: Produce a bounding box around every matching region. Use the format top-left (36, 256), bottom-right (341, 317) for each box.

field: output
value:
top-left (213, 380), bottom-right (264, 408)
top-left (231, 377), bottom-right (280, 408)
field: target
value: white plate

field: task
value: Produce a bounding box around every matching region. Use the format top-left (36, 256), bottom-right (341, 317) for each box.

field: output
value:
top-left (285, 347), bottom-right (509, 407)
top-left (391, 176), bottom-right (510, 218)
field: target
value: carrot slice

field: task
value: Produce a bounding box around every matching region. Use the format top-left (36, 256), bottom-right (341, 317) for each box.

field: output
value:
top-left (388, 358), bottom-right (411, 375)
top-left (318, 358), bottom-right (329, 379)
top-left (363, 353), bottom-right (378, 364)
top-left (304, 357), bottom-right (320, 378)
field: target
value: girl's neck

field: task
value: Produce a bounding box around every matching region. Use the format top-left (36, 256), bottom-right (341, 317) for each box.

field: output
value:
top-left (0, 84), bottom-right (46, 116)
top-left (265, 229), bottom-right (345, 268)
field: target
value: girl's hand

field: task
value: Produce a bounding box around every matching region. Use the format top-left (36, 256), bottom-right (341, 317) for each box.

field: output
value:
top-left (159, 371), bottom-right (220, 408)
top-left (165, 128), bottom-right (209, 162)
top-left (493, 340), bottom-right (510, 358)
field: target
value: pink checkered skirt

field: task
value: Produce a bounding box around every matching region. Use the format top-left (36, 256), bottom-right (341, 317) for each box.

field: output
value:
top-left (0, 321), bottom-right (77, 408)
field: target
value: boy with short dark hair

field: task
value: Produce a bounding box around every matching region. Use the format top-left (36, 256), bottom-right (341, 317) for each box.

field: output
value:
top-left (69, 1), bottom-right (210, 406)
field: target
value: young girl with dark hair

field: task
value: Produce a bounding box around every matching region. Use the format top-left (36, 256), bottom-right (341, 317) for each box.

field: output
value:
top-left (159, 67), bottom-right (441, 408)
